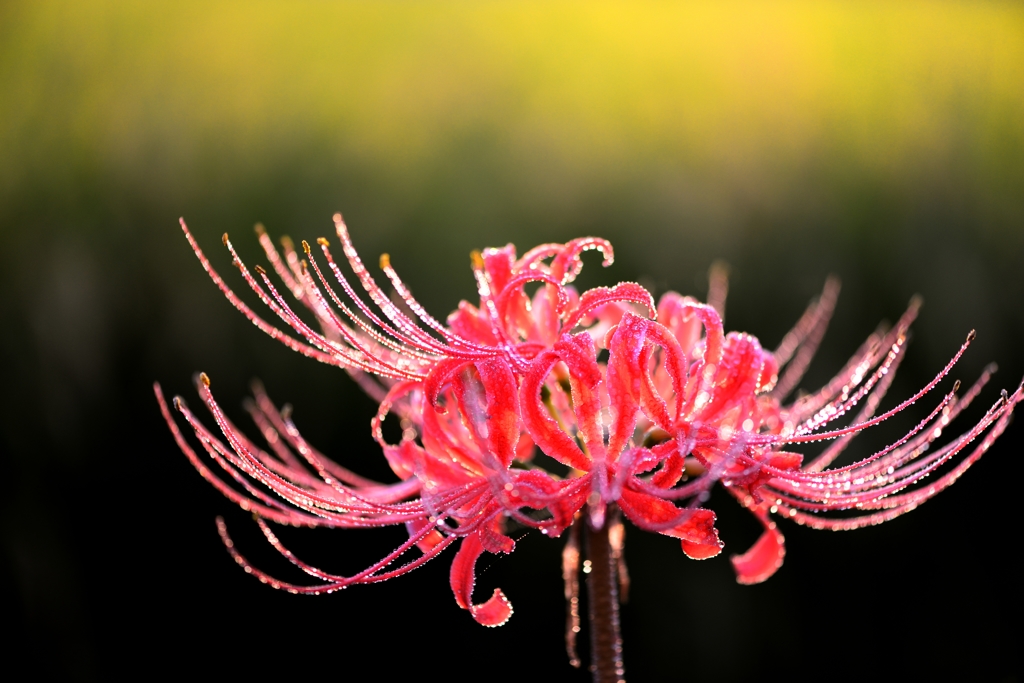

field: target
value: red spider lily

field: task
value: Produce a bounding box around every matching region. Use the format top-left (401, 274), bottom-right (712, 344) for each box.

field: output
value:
top-left (162, 215), bottom-right (655, 626)
top-left (162, 214), bottom-right (1022, 639)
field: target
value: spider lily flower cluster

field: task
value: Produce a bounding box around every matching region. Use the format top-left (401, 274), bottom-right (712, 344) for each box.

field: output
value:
top-left (158, 214), bottom-right (1022, 629)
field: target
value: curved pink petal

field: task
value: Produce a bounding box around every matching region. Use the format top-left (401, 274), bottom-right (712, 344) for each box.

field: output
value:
top-left (650, 453), bottom-right (685, 489)
top-left (450, 529), bottom-right (514, 627)
top-left (550, 237), bottom-right (614, 284)
top-left (447, 300), bottom-right (498, 345)
top-left (618, 488), bottom-right (723, 559)
top-left (555, 334), bottom-right (607, 461)
top-left (481, 243), bottom-right (516, 295)
top-left (512, 469), bottom-right (588, 535)
top-left (695, 332), bottom-right (765, 424)
top-left (475, 358), bottom-right (523, 470)
top-left (730, 508), bottom-right (786, 585)
top-left (562, 282), bottom-right (655, 331)
top-left (605, 315), bottom-right (646, 457)
top-left (480, 521), bottom-right (516, 554)
top-left (641, 318), bottom-right (690, 424)
top-left (405, 518), bottom-right (446, 553)
top-left (519, 349), bottom-right (590, 471)
top-left (424, 357), bottom-right (474, 409)
top-left (657, 292), bottom-right (705, 358)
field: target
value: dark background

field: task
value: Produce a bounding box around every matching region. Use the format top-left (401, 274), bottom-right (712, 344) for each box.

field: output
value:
top-left (2, 3), bottom-right (1022, 681)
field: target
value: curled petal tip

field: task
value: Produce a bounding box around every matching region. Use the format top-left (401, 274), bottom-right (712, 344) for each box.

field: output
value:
top-left (681, 539), bottom-right (723, 560)
top-left (317, 237), bottom-right (330, 247)
top-left (731, 525), bottom-right (785, 585)
top-left (471, 588), bottom-right (514, 627)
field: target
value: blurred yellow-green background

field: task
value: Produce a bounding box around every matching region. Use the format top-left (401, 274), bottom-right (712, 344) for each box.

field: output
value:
top-left (2, 2), bottom-right (1022, 680)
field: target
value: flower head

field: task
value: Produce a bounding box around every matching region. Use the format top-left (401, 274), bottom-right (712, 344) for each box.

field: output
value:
top-left (161, 215), bottom-right (1022, 629)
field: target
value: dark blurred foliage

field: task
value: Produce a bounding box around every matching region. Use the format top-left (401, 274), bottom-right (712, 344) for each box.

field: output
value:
top-left (1, 2), bottom-right (1022, 681)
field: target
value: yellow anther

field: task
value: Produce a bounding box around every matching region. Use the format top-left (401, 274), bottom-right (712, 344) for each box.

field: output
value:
top-left (301, 240), bottom-right (312, 255)
top-left (254, 265), bottom-right (266, 276)
top-left (470, 250), bottom-right (485, 270)
top-left (317, 237), bottom-right (330, 247)
top-left (221, 233), bottom-right (230, 246)
top-left (380, 253), bottom-right (391, 270)
top-left (199, 372), bottom-right (211, 388)
top-left (254, 222), bottom-right (266, 235)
